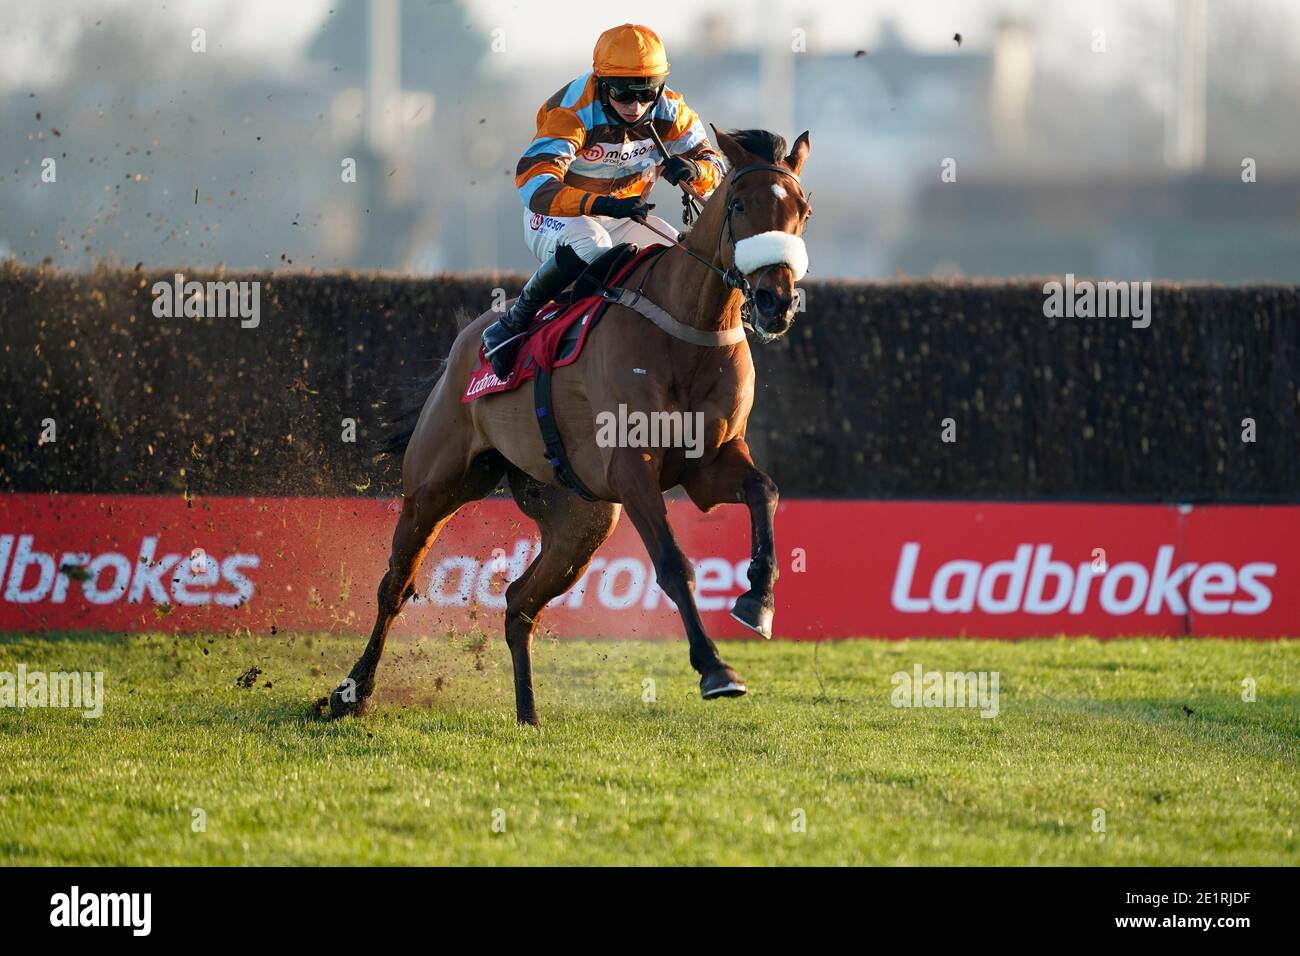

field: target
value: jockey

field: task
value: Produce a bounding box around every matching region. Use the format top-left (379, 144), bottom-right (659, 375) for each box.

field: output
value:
top-left (481, 22), bottom-right (725, 379)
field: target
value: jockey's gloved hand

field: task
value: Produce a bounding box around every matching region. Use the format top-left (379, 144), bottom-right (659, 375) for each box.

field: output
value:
top-left (592, 195), bottom-right (654, 222)
top-left (661, 156), bottom-right (700, 186)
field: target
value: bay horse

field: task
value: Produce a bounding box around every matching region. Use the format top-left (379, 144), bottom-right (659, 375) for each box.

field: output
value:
top-left (320, 127), bottom-right (812, 725)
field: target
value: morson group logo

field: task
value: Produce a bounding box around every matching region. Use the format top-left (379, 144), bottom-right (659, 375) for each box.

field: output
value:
top-left (528, 213), bottom-right (565, 232)
top-left (0, 534), bottom-right (259, 607)
top-left (580, 140), bottom-right (655, 166)
top-left (891, 543), bottom-right (1276, 616)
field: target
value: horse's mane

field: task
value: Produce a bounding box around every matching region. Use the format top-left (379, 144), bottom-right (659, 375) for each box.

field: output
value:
top-left (722, 128), bottom-right (788, 166)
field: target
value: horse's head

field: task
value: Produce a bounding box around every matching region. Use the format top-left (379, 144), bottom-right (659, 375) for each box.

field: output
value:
top-left (711, 126), bottom-right (812, 341)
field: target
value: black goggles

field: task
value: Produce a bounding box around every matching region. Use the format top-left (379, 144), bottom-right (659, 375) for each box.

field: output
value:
top-left (603, 81), bottom-right (663, 104)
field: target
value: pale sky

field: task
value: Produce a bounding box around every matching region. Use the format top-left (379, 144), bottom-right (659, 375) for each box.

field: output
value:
top-left (1, 0), bottom-right (1296, 92)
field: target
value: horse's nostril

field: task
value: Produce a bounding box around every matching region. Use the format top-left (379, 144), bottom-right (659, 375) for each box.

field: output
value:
top-left (755, 289), bottom-right (785, 315)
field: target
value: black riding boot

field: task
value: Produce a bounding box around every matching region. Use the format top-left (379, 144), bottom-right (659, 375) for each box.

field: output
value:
top-left (482, 244), bottom-right (586, 380)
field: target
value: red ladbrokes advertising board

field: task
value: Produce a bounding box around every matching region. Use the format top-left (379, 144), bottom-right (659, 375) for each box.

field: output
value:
top-left (0, 494), bottom-right (1295, 638)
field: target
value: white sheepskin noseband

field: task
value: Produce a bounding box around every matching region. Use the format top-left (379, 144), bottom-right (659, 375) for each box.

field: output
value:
top-left (732, 231), bottom-right (808, 281)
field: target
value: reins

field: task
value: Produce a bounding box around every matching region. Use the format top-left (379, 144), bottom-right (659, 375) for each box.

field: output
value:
top-left (635, 163), bottom-right (805, 297)
top-left (624, 130), bottom-right (807, 325)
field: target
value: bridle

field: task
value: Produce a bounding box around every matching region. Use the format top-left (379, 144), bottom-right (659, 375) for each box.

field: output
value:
top-left (634, 160), bottom-right (809, 331)
top-left (717, 162), bottom-right (808, 302)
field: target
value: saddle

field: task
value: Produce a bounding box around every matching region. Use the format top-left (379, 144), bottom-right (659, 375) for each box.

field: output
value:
top-left (559, 242), bottom-right (646, 309)
top-left (461, 243), bottom-right (660, 404)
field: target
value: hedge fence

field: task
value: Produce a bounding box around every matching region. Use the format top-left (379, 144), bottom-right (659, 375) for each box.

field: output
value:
top-left (1, 261), bottom-right (1297, 502)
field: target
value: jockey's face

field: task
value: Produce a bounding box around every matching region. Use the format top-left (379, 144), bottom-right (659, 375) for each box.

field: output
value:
top-left (601, 78), bottom-right (660, 124)
top-left (610, 97), bottom-right (650, 124)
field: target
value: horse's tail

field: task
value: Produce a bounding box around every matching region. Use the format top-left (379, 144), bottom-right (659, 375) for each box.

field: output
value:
top-left (376, 308), bottom-right (475, 459)
top-left (376, 360), bottom-right (446, 458)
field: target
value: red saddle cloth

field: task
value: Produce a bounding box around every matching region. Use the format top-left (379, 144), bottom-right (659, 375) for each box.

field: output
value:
top-left (461, 245), bottom-right (661, 403)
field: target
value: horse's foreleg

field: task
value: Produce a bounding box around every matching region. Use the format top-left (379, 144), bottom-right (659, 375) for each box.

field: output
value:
top-left (608, 448), bottom-right (746, 699)
top-left (682, 439), bottom-right (779, 639)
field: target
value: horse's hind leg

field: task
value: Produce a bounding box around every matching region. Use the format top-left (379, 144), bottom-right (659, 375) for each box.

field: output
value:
top-left (320, 451), bottom-right (505, 719)
top-left (504, 470), bottom-right (620, 725)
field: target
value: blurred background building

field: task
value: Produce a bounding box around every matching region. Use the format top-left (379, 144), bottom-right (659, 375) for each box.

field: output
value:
top-left (2, 0), bottom-right (1298, 281)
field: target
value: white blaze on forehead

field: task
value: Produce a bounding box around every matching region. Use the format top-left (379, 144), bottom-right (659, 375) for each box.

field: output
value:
top-left (771, 183), bottom-right (788, 200)
top-left (733, 231), bottom-right (808, 281)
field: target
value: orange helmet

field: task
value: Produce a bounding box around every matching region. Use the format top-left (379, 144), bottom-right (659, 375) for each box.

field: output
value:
top-left (592, 24), bottom-right (670, 80)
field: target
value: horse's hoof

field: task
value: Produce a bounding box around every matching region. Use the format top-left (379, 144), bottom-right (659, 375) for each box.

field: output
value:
top-left (317, 684), bottom-right (371, 720)
top-left (701, 666), bottom-right (748, 700)
top-left (730, 593), bottom-right (774, 640)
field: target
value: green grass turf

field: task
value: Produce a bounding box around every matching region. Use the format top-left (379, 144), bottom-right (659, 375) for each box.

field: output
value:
top-left (0, 631), bottom-right (1297, 865)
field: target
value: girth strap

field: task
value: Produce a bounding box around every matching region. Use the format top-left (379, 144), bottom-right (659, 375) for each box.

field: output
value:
top-left (534, 366), bottom-right (599, 501)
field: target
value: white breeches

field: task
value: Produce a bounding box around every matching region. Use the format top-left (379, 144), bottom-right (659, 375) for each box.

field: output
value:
top-left (521, 209), bottom-right (678, 264)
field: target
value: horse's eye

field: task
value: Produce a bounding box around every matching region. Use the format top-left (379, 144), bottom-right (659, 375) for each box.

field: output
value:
top-left (731, 200), bottom-right (745, 213)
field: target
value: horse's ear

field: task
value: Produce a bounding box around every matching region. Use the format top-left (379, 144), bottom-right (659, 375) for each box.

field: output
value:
top-left (785, 131), bottom-right (810, 175)
top-left (710, 123), bottom-right (749, 170)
